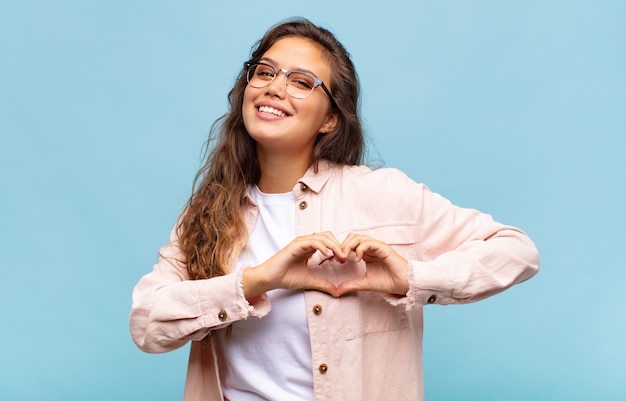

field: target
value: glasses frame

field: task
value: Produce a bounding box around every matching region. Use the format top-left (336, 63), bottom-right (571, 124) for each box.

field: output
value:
top-left (245, 62), bottom-right (337, 107)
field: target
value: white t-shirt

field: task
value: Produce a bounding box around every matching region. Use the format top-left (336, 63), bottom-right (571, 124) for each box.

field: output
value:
top-left (215, 186), bottom-right (314, 401)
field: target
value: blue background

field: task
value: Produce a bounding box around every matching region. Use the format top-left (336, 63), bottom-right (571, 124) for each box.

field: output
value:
top-left (1, 1), bottom-right (624, 400)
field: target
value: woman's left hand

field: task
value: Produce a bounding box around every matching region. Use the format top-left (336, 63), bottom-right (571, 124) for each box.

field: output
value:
top-left (335, 233), bottom-right (410, 297)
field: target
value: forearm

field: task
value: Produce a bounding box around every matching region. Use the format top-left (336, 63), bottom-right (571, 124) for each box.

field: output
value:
top-left (130, 267), bottom-right (271, 353)
top-left (407, 226), bottom-right (539, 307)
top-left (242, 265), bottom-right (273, 302)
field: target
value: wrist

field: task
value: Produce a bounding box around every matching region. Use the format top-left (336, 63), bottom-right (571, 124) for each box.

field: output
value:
top-left (393, 259), bottom-right (410, 296)
top-left (242, 265), bottom-right (271, 301)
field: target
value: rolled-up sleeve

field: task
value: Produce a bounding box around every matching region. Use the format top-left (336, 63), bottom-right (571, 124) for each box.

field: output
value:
top-left (129, 228), bottom-right (270, 354)
top-left (392, 181), bottom-right (540, 309)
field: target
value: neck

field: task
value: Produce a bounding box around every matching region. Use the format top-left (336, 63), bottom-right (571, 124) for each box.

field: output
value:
top-left (257, 150), bottom-right (313, 194)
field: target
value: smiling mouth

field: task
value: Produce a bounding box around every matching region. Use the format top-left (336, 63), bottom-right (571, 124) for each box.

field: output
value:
top-left (258, 105), bottom-right (288, 117)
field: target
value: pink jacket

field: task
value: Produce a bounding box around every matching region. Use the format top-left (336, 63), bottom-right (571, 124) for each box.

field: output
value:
top-left (130, 161), bottom-right (539, 401)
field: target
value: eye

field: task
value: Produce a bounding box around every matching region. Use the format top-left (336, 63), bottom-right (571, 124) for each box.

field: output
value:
top-left (289, 72), bottom-right (315, 90)
top-left (254, 64), bottom-right (275, 80)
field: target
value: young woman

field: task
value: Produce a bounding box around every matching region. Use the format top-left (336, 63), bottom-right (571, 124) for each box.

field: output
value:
top-left (130, 18), bottom-right (539, 401)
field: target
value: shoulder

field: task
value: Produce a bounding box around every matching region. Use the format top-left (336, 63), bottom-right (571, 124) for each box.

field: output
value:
top-left (335, 164), bottom-right (424, 190)
top-left (315, 163), bottom-right (431, 208)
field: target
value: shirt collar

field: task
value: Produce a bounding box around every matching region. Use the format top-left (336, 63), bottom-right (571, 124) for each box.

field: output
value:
top-left (243, 159), bottom-right (337, 204)
top-left (296, 160), bottom-right (336, 194)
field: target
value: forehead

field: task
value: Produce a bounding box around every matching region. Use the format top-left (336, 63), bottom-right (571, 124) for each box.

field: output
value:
top-left (261, 36), bottom-right (332, 81)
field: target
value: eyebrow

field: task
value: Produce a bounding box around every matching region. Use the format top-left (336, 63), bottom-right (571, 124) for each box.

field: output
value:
top-left (258, 57), bottom-right (319, 77)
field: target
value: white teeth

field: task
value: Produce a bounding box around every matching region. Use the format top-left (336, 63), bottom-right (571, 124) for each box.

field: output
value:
top-left (259, 105), bottom-right (286, 117)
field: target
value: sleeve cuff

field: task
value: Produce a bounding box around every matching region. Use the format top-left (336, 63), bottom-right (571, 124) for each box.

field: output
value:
top-left (384, 260), bottom-right (455, 310)
top-left (236, 267), bottom-right (271, 318)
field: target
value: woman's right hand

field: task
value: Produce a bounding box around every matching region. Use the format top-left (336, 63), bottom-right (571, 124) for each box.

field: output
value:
top-left (242, 231), bottom-right (345, 300)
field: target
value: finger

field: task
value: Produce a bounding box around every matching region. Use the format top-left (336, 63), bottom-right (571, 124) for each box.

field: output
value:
top-left (309, 232), bottom-right (346, 259)
top-left (305, 278), bottom-right (339, 297)
top-left (341, 232), bottom-right (367, 259)
top-left (335, 276), bottom-right (369, 297)
top-left (340, 232), bottom-right (361, 248)
top-left (316, 231), bottom-right (343, 248)
top-left (346, 236), bottom-right (380, 262)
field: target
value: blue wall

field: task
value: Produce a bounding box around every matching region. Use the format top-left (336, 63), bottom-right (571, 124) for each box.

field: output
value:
top-left (1, 1), bottom-right (624, 400)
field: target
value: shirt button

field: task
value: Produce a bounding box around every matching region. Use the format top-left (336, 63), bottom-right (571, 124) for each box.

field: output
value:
top-left (300, 183), bottom-right (308, 191)
top-left (299, 201), bottom-right (308, 210)
top-left (218, 309), bottom-right (228, 321)
top-left (318, 363), bottom-right (328, 374)
top-left (427, 295), bottom-right (437, 304)
top-left (312, 304), bottom-right (323, 315)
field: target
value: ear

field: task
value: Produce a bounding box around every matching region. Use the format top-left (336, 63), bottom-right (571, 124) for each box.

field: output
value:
top-left (319, 110), bottom-right (339, 134)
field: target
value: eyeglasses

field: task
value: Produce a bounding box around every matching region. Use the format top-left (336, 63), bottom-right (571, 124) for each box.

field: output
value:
top-left (245, 62), bottom-right (337, 106)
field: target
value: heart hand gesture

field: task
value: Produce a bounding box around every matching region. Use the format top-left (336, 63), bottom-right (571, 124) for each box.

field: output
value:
top-left (243, 232), bottom-right (409, 300)
top-left (336, 233), bottom-right (409, 297)
top-left (242, 231), bottom-right (345, 300)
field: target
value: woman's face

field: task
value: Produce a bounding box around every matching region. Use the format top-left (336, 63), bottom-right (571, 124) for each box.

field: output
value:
top-left (242, 36), bottom-right (338, 159)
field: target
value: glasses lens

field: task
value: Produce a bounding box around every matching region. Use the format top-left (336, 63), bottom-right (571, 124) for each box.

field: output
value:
top-left (247, 63), bottom-right (275, 88)
top-left (286, 72), bottom-right (316, 99)
top-left (246, 63), bottom-right (319, 99)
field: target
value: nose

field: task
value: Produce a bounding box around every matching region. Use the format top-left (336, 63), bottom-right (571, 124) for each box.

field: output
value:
top-left (264, 70), bottom-right (288, 98)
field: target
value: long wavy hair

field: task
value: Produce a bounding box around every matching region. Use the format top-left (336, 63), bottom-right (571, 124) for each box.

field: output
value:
top-left (177, 18), bottom-right (364, 280)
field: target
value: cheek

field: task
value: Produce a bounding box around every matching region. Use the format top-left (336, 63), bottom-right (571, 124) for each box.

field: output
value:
top-left (242, 88), bottom-right (256, 126)
top-left (308, 103), bottom-right (332, 127)
top-left (242, 86), bottom-right (253, 110)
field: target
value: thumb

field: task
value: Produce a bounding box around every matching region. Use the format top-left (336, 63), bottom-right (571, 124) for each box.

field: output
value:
top-left (306, 278), bottom-right (339, 297)
top-left (335, 276), bottom-right (368, 297)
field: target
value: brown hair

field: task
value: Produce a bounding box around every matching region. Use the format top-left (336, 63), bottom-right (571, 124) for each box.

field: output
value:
top-left (177, 18), bottom-right (364, 280)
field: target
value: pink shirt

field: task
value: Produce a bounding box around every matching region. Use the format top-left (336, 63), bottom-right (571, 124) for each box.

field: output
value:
top-left (129, 161), bottom-right (539, 401)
